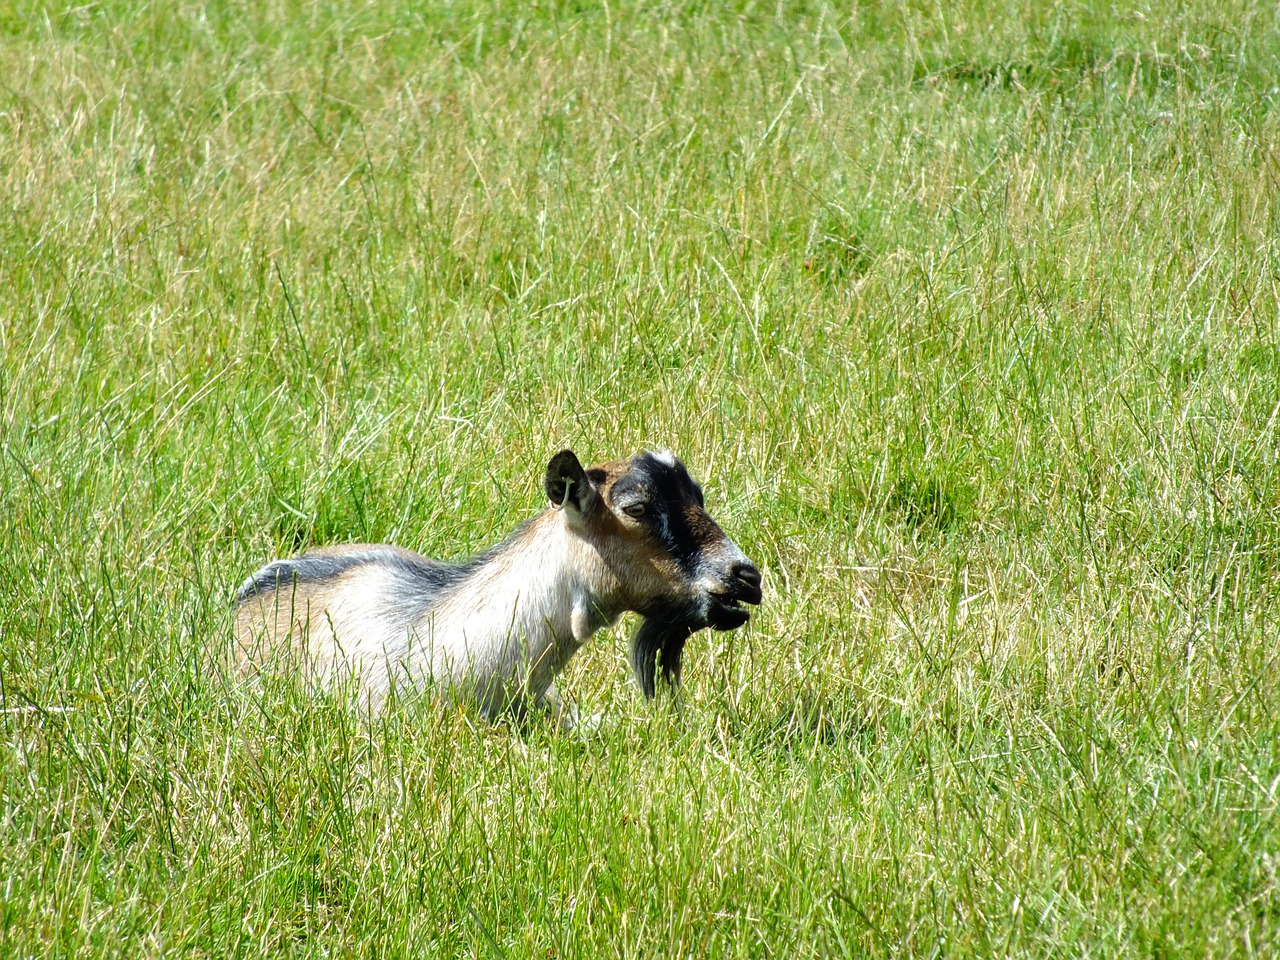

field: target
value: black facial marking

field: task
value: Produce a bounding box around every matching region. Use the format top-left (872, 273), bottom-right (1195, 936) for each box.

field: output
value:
top-left (621, 452), bottom-right (720, 574)
top-left (608, 472), bottom-right (647, 507)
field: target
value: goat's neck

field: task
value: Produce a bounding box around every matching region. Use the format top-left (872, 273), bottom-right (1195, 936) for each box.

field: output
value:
top-left (428, 511), bottom-right (620, 667)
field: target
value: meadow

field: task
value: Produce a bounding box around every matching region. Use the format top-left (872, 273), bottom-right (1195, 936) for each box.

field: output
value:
top-left (2, 1), bottom-right (1279, 955)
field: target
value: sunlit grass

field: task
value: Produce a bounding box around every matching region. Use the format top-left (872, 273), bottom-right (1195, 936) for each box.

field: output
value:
top-left (2, 1), bottom-right (1279, 956)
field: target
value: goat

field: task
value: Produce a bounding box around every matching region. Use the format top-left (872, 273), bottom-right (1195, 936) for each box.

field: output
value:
top-left (233, 449), bottom-right (763, 723)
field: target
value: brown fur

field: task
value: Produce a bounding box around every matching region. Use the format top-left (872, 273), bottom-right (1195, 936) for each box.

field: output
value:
top-left (233, 578), bottom-right (338, 675)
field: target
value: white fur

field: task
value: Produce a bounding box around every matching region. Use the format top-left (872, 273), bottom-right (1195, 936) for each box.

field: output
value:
top-left (281, 516), bottom-right (620, 717)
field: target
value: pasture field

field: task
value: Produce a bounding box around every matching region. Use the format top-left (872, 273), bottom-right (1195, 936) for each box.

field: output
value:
top-left (2, 1), bottom-right (1279, 955)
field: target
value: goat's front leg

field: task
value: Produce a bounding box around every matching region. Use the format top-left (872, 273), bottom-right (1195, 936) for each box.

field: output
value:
top-left (538, 680), bottom-right (575, 730)
top-left (538, 681), bottom-right (603, 733)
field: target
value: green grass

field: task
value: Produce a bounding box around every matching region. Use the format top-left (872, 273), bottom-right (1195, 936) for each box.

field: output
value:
top-left (3, 0), bottom-right (1279, 955)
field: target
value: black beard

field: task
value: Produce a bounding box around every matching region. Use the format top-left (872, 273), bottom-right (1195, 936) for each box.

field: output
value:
top-left (631, 616), bottom-right (697, 699)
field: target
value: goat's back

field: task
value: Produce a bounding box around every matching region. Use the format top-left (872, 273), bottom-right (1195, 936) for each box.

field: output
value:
top-left (232, 543), bottom-right (471, 685)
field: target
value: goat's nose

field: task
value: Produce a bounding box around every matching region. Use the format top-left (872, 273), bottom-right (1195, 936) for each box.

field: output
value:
top-left (731, 561), bottom-right (763, 602)
top-left (732, 562), bottom-right (761, 588)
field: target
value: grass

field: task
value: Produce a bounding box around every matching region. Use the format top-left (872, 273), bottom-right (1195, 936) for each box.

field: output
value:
top-left (2, 0), bottom-right (1279, 955)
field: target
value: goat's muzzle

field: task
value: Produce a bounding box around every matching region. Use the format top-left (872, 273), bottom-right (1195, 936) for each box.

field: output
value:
top-left (706, 560), bottom-right (763, 631)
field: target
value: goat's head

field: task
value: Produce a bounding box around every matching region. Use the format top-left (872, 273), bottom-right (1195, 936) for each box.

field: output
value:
top-left (544, 449), bottom-right (763, 696)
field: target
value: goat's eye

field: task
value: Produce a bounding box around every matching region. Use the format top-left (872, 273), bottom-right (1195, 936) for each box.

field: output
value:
top-left (622, 503), bottom-right (647, 519)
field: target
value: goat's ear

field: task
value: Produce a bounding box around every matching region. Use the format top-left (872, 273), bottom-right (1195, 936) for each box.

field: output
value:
top-left (545, 450), bottom-right (599, 520)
